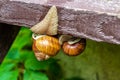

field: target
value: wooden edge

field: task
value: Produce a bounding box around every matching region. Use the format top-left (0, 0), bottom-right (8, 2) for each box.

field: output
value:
top-left (0, 1), bottom-right (120, 44)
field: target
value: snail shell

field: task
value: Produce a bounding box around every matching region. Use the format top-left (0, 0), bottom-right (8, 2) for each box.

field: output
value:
top-left (33, 35), bottom-right (61, 56)
top-left (62, 38), bottom-right (86, 56)
top-left (32, 40), bottom-right (50, 61)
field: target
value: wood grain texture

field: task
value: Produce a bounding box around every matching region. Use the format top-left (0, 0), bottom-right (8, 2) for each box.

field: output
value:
top-left (0, 0), bottom-right (120, 44)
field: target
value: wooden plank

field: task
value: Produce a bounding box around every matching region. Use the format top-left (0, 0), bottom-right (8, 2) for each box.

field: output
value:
top-left (0, 0), bottom-right (120, 44)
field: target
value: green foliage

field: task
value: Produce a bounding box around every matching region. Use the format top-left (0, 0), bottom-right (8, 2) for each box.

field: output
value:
top-left (2, 26), bottom-right (119, 80)
top-left (47, 61), bottom-right (63, 80)
top-left (24, 70), bottom-right (48, 80)
top-left (65, 77), bottom-right (84, 80)
top-left (0, 27), bottom-right (62, 80)
top-left (0, 70), bottom-right (19, 80)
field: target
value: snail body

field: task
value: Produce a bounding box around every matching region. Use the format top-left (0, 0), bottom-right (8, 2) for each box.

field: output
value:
top-left (62, 38), bottom-right (86, 56)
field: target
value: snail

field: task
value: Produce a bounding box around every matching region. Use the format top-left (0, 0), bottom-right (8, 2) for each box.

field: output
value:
top-left (32, 33), bottom-right (61, 61)
top-left (30, 6), bottom-right (59, 61)
top-left (63, 38), bottom-right (86, 56)
top-left (59, 35), bottom-right (86, 56)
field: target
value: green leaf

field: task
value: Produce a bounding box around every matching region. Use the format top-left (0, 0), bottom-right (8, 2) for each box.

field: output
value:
top-left (0, 69), bottom-right (19, 80)
top-left (0, 58), bottom-right (19, 71)
top-left (24, 55), bottom-right (49, 70)
top-left (11, 27), bottom-right (32, 50)
top-left (49, 62), bottom-right (61, 75)
top-left (19, 50), bottom-right (33, 62)
top-left (5, 48), bottom-right (20, 60)
top-left (24, 70), bottom-right (48, 80)
top-left (23, 49), bottom-right (56, 70)
top-left (47, 62), bottom-right (63, 80)
top-left (0, 48), bottom-right (20, 71)
top-left (0, 61), bottom-right (16, 71)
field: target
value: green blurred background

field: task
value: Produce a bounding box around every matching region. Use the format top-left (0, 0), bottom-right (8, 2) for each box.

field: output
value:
top-left (0, 27), bottom-right (120, 80)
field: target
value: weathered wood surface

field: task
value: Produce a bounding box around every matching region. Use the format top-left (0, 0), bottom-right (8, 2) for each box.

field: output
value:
top-left (0, 0), bottom-right (120, 44)
top-left (0, 23), bottom-right (20, 62)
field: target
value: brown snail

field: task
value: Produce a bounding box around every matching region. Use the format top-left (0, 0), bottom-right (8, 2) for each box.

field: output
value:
top-left (63, 38), bottom-right (86, 56)
top-left (59, 35), bottom-right (86, 56)
top-left (31, 6), bottom-right (59, 61)
top-left (32, 33), bottom-right (61, 61)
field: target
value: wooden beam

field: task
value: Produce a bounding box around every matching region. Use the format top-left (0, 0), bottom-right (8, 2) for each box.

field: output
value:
top-left (0, 0), bottom-right (120, 44)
